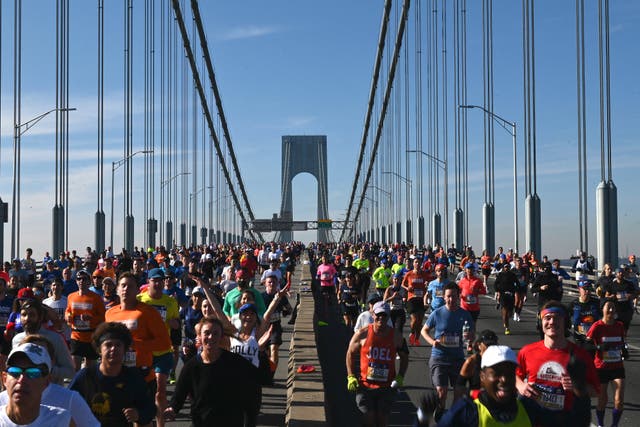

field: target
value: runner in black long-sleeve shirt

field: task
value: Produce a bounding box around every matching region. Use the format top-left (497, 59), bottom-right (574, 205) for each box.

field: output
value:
top-left (165, 317), bottom-right (259, 427)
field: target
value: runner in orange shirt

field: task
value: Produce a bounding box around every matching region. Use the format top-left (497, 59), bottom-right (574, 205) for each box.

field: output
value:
top-left (106, 272), bottom-right (172, 411)
top-left (65, 269), bottom-right (105, 371)
top-left (402, 257), bottom-right (431, 346)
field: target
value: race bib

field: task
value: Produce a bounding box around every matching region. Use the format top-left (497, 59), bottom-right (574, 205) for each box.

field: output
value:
top-left (366, 362), bottom-right (390, 383)
top-left (534, 384), bottom-right (565, 411)
top-left (154, 306), bottom-right (168, 321)
top-left (73, 316), bottom-right (91, 331)
top-left (602, 348), bottom-right (622, 363)
top-left (413, 289), bottom-right (424, 297)
top-left (124, 350), bottom-right (137, 367)
top-left (577, 323), bottom-right (592, 335)
top-left (440, 333), bottom-right (460, 348)
top-left (465, 295), bottom-right (477, 305)
top-left (616, 291), bottom-right (628, 302)
top-left (434, 289), bottom-right (443, 297)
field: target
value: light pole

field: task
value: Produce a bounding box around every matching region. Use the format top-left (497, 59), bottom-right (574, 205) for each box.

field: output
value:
top-left (11, 107), bottom-right (77, 259)
top-left (460, 104), bottom-right (518, 253)
top-left (407, 150), bottom-right (448, 247)
top-left (110, 150), bottom-right (152, 250)
top-left (381, 171), bottom-right (413, 243)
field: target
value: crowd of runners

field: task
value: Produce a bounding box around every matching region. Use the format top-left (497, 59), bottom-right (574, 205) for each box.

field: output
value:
top-left (0, 241), bottom-right (636, 426)
top-left (305, 242), bottom-right (636, 427)
top-left (0, 243), bottom-right (302, 426)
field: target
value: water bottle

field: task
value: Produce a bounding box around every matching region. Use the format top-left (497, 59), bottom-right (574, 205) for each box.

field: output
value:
top-left (462, 320), bottom-right (471, 354)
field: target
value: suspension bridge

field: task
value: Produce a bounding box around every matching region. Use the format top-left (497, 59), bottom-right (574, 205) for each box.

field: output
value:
top-left (0, 0), bottom-right (637, 265)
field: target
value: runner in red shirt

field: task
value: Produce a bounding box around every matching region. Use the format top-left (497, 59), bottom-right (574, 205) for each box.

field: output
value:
top-left (587, 300), bottom-right (627, 427)
top-left (516, 301), bottom-right (599, 415)
top-left (458, 263), bottom-right (486, 322)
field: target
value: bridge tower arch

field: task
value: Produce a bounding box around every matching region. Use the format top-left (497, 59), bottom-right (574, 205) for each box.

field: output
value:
top-left (279, 136), bottom-right (329, 242)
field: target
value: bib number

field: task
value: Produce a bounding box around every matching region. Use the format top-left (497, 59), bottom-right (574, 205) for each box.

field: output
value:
top-left (124, 350), bottom-right (137, 367)
top-left (366, 363), bottom-right (390, 383)
top-left (602, 349), bottom-right (622, 363)
top-left (73, 316), bottom-right (91, 331)
top-left (440, 333), bottom-right (460, 348)
top-left (465, 295), bottom-right (477, 305)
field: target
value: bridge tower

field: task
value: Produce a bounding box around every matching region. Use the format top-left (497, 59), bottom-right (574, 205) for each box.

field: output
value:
top-left (279, 136), bottom-right (329, 242)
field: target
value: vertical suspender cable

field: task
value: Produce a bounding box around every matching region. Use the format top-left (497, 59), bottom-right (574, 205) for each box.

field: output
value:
top-left (441, 0), bottom-right (448, 246)
top-left (351, 0), bottom-right (411, 239)
top-left (339, 0), bottom-right (392, 242)
top-left (11, 0), bottom-right (22, 259)
top-left (415, 0), bottom-right (422, 219)
top-left (98, 0), bottom-right (104, 234)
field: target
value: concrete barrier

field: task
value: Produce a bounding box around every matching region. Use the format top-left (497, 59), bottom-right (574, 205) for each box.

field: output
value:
top-left (286, 260), bottom-right (326, 426)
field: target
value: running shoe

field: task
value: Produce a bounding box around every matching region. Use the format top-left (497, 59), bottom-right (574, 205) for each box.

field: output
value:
top-left (409, 332), bottom-right (416, 346)
top-left (169, 372), bottom-right (176, 385)
top-left (513, 313), bottom-right (518, 321)
top-left (504, 328), bottom-right (511, 335)
top-left (317, 320), bottom-right (329, 327)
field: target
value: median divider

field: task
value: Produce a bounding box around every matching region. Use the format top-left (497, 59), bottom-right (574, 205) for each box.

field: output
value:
top-left (286, 260), bottom-right (326, 426)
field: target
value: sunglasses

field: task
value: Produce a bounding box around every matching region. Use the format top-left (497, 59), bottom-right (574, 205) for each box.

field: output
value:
top-left (6, 366), bottom-right (45, 379)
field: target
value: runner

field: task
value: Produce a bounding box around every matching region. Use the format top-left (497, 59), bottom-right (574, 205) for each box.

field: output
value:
top-left (421, 282), bottom-right (474, 421)
top-left (512, 257), bottom-right (529, 322)
top-left (569, 280), bottom-right (601, 357)
top-left (493, 262), bottom-right (518, 335)
top-left (164, 317), bottom-right (260, 426)
top-left (105, 272), bottom-right (173, 424)
top-left (516, 301), bottom-right (599, 415)
top-left (603, 268), bottom-right (636, 332)
top-left (454, 330), bottom-right (498, 399)
top-left (383, 273), bottom-right (406, 335)
top-left (402, 257), bottom-right (430, 346)
top-left (65, 269), bottom-right (105, 371)
top-left (372, 259), bottom-right (392, 297)
top-left (426, 264), bottom-right (449, 313)
top-left (70, 321), bottom-right (160, 426)
top-left (587, 300), bottom-right (627, 427)
top-left (137, 268), bottom-right (180, 427)
top-left (339, 272), bottom-right (360, 329)
top-left (346, 301), bottom-right (409, 427)
top-left (458, 263), bottom-right (487, 323)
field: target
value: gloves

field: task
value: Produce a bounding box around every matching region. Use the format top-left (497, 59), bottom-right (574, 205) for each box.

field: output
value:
top-left (347, 375), bottom-right (359, 392)
top-left (391, 374), bottom-right (404, 388)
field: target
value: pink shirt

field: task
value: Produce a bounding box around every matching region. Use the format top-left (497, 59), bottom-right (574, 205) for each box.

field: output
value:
top-left (316, 264), bottom-right (337, 288)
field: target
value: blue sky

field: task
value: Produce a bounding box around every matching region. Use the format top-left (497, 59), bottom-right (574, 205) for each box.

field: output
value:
top-left (0, 1), bottom-right (639, 261)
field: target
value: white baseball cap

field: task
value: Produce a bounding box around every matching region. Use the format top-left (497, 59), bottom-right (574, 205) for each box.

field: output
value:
top-left (7, 343), bottom-right (52, 371)
top-left (481, 345), bottom-right (518, 369)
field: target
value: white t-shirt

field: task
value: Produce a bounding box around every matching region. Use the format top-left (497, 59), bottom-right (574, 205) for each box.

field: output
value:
top-left (0, 384), bottom-right (99, 427)
top-left (42, 297), bottom-right (71, 341)
top-left (0, 404), bottom-right (71, 426)
top-left (353, 311), bottom-right (393, 333)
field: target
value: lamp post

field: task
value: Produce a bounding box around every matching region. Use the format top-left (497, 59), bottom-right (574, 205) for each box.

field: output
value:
top-left (110, 150), bottom-right (152, 250)
top-left (459, 104), bottom-right (518, 253)
top-left (407, 150), bottom-right (448, 247)
top-left (11, 107), bottom-right (77, 259)
top-left (381, 171), bottom-right (413, 244)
